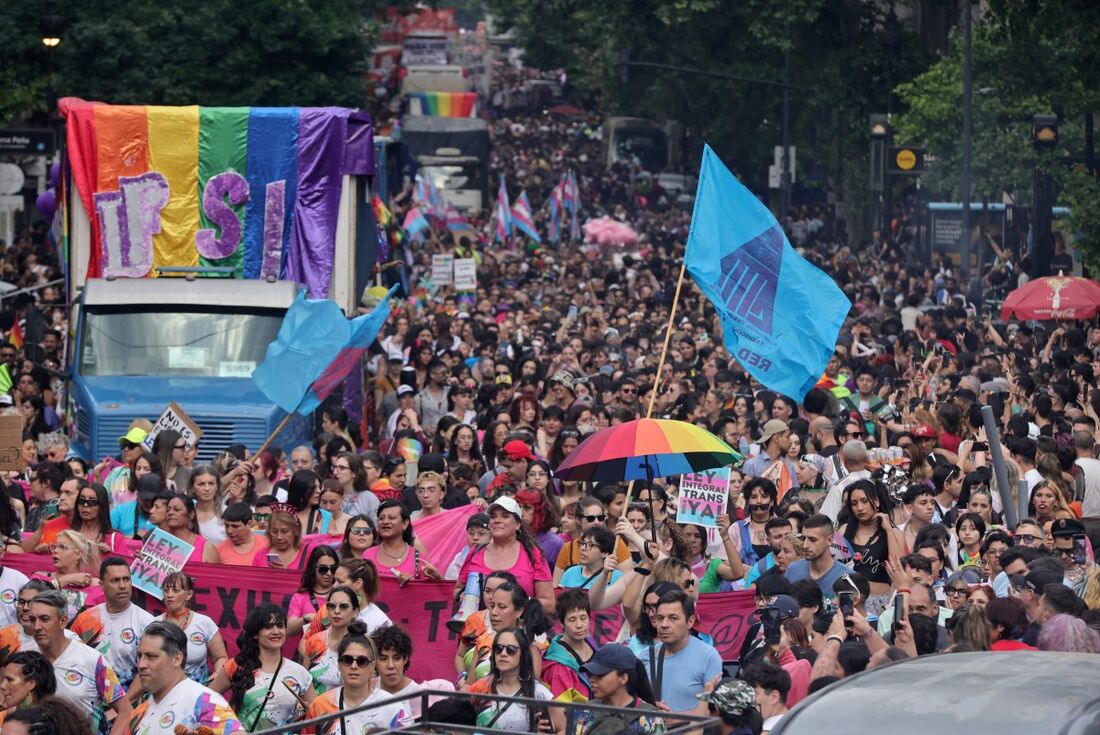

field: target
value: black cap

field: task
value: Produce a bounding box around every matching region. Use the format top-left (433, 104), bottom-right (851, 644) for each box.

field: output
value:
top-left (582, 644), bottom-right (638, 676)
top-left (1050, 518), bottom-right (1086, 539)
top-left (419, 453), bottom-right (447, 474)
top-left (1024, 568), bottom-right (1064, 593)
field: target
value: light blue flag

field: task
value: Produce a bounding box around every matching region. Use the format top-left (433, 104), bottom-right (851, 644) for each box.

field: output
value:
top-left (252, 286), bottom-right (397, 414)
top-left (685, 144), bottom-right (850, 401)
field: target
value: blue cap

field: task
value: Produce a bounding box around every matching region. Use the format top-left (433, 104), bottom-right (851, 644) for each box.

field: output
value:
top-left (582, 644), bottom-right (638, 676)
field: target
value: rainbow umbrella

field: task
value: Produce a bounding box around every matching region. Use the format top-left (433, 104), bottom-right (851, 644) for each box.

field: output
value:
top-left (555, 418), bottom-right (741, 483)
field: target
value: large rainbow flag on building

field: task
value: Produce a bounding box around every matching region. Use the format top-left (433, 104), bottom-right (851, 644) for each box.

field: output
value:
top-left (406, 92), bottom-right (479, 118)
top-left (60, 98), bottom-right (375, 297)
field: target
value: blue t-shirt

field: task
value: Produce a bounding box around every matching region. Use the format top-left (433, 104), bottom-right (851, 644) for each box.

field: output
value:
top-left (110, 501), bottom-right (155, 539)
top-left (560, 565), bottom-right (621, 589)
top-left (784, 559), bottom-right (851, 598)
top-left (642, 635), bottom-right (722, 712)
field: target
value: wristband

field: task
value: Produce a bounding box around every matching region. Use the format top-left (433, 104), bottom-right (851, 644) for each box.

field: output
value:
top-left (895, 588), bottom-right (910, 595)
top-left (825, 635), bottom-right (844, 646)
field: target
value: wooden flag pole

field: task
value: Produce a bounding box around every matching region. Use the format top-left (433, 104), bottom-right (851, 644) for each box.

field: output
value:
top-left (623, 258), bottom-right (688, 509)
top-left (250, 411), bottom-right (297, 463)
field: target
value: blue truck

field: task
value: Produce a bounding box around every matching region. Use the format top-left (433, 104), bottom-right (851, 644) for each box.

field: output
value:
top-left (69, 277), bottom-right (312, 462)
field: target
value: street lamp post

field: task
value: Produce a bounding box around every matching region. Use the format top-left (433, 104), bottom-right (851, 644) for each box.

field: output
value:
top-left (869, 114), bottom-right (890, 234)
top-left (960, 0), bottom-right (973, 287)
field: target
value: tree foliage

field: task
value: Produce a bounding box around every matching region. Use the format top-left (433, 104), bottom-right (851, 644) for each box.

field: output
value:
top-left (0, 0), bottom-right (379, 119)
top-left (486, 0), bottom-right (931, 225)
top-left (895, 1), bottom-right (1100, 263)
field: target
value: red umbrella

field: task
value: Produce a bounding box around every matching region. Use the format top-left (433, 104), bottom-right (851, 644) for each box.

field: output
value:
top-left (1001, 275), bottom-right (1100, 321)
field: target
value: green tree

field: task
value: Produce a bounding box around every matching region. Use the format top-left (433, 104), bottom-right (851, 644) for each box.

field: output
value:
top-left (1, 0), bottom-right (382, 121)
top-left (895, 2), bottom-right (1100, 265)
top-left (486, 0), bottom-right (931, 233)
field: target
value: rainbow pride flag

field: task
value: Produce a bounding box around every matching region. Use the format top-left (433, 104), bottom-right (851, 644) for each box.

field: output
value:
top-left (61, 98), bottom-right (374, 297)
top-left (407, 92), bottom-right (478, 118)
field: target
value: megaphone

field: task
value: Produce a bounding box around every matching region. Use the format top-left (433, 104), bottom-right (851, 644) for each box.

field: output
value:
top-left (446, 571), bottom-right (482, 635)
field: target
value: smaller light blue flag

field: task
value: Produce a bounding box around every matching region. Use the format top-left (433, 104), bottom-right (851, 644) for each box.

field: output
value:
top-left (685, 144), bottom-right (850, 401)
top-left (252, 286), bottom-right (397, 414)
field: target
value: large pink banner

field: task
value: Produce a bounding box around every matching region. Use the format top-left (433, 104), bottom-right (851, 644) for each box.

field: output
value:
top-left (3, 554), bottom-right (757, 682)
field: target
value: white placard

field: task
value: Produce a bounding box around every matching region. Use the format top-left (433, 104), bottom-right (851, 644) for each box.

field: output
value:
top-left (453, 258), bottom-right (477, 291)
top-left (431, 254), bottom-right (454, 286)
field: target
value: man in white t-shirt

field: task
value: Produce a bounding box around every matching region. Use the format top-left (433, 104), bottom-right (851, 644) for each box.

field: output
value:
top-left (1074, 431), bottom-right (1100, 518)
top-left (70, 557), bottom-right (155, 689)
top-left (0, 544), bottom-right (29, 627)
top-left (31, 590), bottom-right (132, 735)
top-left (129, 620), bottom-right (243, 735)
top-left (743, 660), bottom-right (790, 734)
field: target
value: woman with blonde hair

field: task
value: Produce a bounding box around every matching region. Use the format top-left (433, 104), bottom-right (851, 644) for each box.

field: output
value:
top-left (34, 529), bottom-right (103, 619)
top-left (945, 603), bottom-right (992, 651)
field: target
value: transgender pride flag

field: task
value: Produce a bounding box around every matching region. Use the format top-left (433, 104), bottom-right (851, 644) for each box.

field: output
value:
top-left (510, 191), bottom-right (541, 242)
top-left (252, 285), bottom-right (397, 415)
top-left (494, 176), bottom-right (512, 243)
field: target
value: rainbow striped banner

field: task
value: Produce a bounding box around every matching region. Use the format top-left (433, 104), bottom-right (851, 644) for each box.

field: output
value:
top-left (62, 99), bottom-right (374, 297)
top-left (407, 92), bottom-right (478, 118)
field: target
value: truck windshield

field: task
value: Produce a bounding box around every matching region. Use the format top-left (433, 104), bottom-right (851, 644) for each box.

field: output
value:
top-left (613, 128), bottom-right (668, 172)
top-left (80, 307), bottom-right (284, 378)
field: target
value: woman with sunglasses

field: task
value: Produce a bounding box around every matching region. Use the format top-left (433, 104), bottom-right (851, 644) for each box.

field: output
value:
top-left (153, 572), bottom-right (227, 682)
top-left (467, 627), bottom-right (563, 733)
top-left (288, 546), bottom-right (341, 637)
top-left (306, 560), bottom-right (391, 638)
top-left (339, 515), bottom-right (377, 561)
top-left (66, 482), bottom-right (125, 556)
top-left (211, 603), bottom-right (315, 731)
top-left (300, 585), bottom-right (359, 695)
top-left (303, 620), bottom-right (408, 732)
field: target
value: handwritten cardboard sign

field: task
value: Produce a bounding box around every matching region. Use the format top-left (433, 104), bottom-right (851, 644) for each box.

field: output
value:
top-left (431, 254), bottom-right (454, 286)
top-left (142, 401), bottom-right (203, 451)
top-left (130, 527), bottom-right (194, 600)
top-left (453, 258), bottom-right (477, 291)
top-left (0, 415), bottom-right (23, 471)
top-left (676, 467), bottom-right (729, 527)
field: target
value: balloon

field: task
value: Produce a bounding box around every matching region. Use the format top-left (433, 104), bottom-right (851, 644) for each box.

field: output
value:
top-left (396, 437), bottom-right (423, 463)
top-left (49, 161), bottom-right (60, 189)
top-left (36, 189), bottom-right (56, 221)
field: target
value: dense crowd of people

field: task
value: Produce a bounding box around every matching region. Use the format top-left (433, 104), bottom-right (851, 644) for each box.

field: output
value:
top-left (0, 39), bottom-right (1098, 735)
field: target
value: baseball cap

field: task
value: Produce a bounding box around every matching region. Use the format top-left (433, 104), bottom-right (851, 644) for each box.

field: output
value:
top-left (912, 424), bottom-right (936, 439)
top-left (495, 373), bottom-right (513, 385)
top-left (0, 395), bottom-right (12, 408)
top-left (501, 440), bottom-right (535, 461)
top-left (758, 594), bottom-right (799, 620)
top-left (397, 385), bottom-right (415, 397)
top-left (1023, 568), bottom-right (1064, 593)
top-left (757, 419), bottom-right (789, 445)
top-left (697, 678), bottom-right (757, 716)
top-left (1050, 518), bottom-right (1086, 539)
top-left (418, 453), bottom-right (446, 474)
top-left (118, 426), bottom-right (149, 447)
top-left (466, 513), bottom-right (490, 531)
top-left (488, 495), bottom-right (522, 519)
top-left (582, 644), bottom-right (638, 676)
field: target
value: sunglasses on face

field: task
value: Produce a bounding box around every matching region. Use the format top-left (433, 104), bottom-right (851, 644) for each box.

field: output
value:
top-left (493, 643), bottom-right (521, 656)
top-left (76, 498), bottom-right (99, 507)
top-left (350, 527), bottom-right (373, 536)
top-left (1015, 534), bottom-right (1041, 544)
top-left (582, 514), bottom-right (606, 523)
top-left (316, 564), bottom-right (338, 575)
top-left (339, 654), bottom-right (372, 668)
top-left (945, 586), bottom-right (968, 597)
top-left (326, 601), bottom-right (352, 611)
top-left (253, 513), bottom-right (271, 522)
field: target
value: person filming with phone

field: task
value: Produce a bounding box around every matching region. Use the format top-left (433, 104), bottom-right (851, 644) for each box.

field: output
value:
top-left (1050, 518), bottom-right (1094, 596)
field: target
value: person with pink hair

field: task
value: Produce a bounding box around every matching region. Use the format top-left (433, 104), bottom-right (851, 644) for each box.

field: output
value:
top-left (1037, 614), bottom-right (1100, 654)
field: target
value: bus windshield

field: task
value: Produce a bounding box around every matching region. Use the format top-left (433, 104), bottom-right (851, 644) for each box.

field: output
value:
top-left (80, 307), bottom-right (284, 378)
